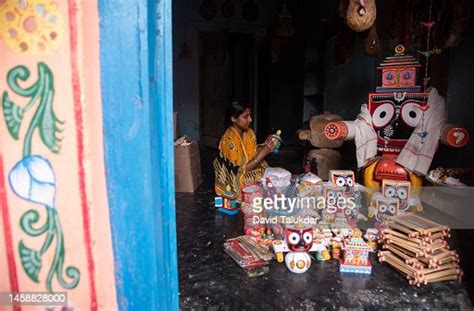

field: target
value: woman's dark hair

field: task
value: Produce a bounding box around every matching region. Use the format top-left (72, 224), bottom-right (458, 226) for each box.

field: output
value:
top-left (225, 100), bottom-right (250, 126)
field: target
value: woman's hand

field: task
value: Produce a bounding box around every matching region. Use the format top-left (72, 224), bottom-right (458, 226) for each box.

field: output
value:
top-left (246, 137), bottom-right (276, 171)
top-left (260, 137), bottom-right (277, 157)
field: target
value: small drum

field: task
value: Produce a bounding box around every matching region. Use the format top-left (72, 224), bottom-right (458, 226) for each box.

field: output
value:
top-left (241, 184), bottom-right (263, 204)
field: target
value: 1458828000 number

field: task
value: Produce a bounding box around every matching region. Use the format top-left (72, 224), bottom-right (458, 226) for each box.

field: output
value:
top-left (0, 292), bottom-right (68, 306)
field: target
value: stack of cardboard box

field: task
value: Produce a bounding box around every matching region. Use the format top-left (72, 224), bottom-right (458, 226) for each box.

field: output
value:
top-left (174, 140), bottom-right (202, 192)
top-left (174, 112), bottom-right (202, 192)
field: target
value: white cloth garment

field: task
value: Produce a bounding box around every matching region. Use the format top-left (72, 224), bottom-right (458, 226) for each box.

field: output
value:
top-left (353, 104), bottom-right (378, 168)
top-left (396, 87), bottom-right (446, 175)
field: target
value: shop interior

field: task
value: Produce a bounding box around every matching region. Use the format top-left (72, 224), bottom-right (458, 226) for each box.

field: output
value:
top-left (172, 0), bottom-right (474, 308)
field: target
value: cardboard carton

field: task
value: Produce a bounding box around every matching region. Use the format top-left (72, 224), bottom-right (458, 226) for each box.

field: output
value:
top-left (174, 140), bottom-right (202, 192)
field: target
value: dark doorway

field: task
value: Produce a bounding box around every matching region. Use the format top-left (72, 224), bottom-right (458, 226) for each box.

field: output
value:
top-left (199, 31), bottom-right (256, 148)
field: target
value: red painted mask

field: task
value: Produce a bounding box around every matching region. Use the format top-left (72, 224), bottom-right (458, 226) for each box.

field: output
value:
top-left (368, 92), bottom-right (428, 154)
top-left (286, 228), bottom-right (313, 252)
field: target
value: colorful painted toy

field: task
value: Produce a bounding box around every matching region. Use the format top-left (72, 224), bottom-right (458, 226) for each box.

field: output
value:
top-left (340, 237), bottom-right (374, 274)
top-left (382, 179), bottom-right (411, 212)
top-left (364, 228), bottom-right (379, 250)
top-left (329, 170), bottom-right (355, 195)
top-left (272, 226), bottom-right (329, 273)
top-left (271, 130), bottom-right (283, 153)
top-left (324, 45), bottom-right (470, 192)
top-left (216, 185), bottom-right (239, 215)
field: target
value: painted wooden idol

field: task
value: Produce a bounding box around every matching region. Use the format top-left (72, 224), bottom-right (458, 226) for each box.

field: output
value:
top-left (324, 45), bottom-right (470, 191)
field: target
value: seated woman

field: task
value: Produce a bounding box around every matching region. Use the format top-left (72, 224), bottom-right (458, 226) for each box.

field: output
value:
top-left (214, 101), bottom-right (276, 198)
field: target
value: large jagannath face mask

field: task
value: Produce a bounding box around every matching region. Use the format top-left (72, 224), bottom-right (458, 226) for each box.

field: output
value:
top-left (285, 228), bottom-right (313, 252)
top-left (369, 92), bottom-right (428, 154)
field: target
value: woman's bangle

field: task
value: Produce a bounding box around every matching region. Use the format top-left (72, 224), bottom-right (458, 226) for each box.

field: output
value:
top-left (254, 156), bottom-right (260, 165)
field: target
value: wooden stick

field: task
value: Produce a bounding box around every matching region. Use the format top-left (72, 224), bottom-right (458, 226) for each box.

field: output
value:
top-left (389, 243), bottom-right (418, 258)
top-left (383, 252), bottom-right (421, 276)
top-left (422, 274), bottom-right (461, 284)
top-left (386, 245), bottom-right (413, 263)
top-left (438, 256), bottom-right (459, 265)
top-left (384, 245), bottom-right (424, 269)
top-left (420, 263), bottom-right (459, 274)
top-left (409, 274), bottom-right (460, 286)
top-left (386, 239), bottom-right (424, 256)
top-left (422, 268), bottom-right (461, 281)
top-left (382, 230), bottom-right (425, 245)
top-left (386, 235), bottom-right (425, 249)
top-left (388, 221), bottom-right (419, 237)
top-left (392, 213), bottom-right (448, 235)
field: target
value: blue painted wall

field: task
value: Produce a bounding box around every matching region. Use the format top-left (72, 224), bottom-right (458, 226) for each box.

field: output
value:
top-left (98, 0), bottom-right (178, 309)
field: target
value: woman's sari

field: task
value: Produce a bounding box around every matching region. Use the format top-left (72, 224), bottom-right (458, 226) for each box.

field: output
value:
top-left (214, 127), bottom-right (267, 197)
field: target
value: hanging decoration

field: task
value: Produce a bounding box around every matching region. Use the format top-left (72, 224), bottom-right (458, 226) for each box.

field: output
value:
top-left (417, 0), bottom-right (440, 92)
top-left (221, 0), bottom-right (234, 18)
top-left (365, 24), bottom-right (381, 56)
top-left (346, 0), bottom-right (376, 32)
top-left (199, 0), bottom-right (217, 20)
top-left (271, 1), bottom-right (295, 63)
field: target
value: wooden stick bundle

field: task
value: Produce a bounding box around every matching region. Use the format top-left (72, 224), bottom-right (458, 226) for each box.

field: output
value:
top-left (378, 214), bottom-right (463, 286)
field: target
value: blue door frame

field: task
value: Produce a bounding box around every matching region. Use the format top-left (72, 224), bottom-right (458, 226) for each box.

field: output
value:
top-left (98, 0), bottom-right (178, 309)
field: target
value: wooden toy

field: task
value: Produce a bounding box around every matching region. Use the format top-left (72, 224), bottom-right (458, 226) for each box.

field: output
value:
top-left (297, 112), bottom-right (344, 180)
top-left (272, 226), bottom-right (329, 273)
top-left (390, 213), bottom-right (449, 236)
top-left (377, 214), bottom-right (462, 286)
top-left (323, 185), bottom-right (345, 211)
top-left (374, 196), bottom-right (399, 223)
top-left (216, 185), bottom-right (239, 215)
top-left (382, 180), bottom-right (411, 212)
top-left (364, 228), bottom-right (379, 250)
top-left (339, 237), bottom-right (374, 274)
top-left (329, 170), bottom-right (355, 195)
top-left (332, 241), bottom-right (342, 260)
top-left (324, 45), bottom-right (470, 192)
top-left (271, 130), bottom-right (283, 153)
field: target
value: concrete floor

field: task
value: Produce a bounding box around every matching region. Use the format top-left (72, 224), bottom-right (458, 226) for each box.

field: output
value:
top-left (177, 147), bottom-right (474, 310)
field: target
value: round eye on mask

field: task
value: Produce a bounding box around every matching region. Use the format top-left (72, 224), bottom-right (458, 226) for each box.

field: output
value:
top-left (384, 186), bottom-right (396, 198)
top-left (389, 204), bottom-right (397, 215)
top-left (327, 191), bottom-right (336, 198)
top-left (336, 177), bottom-right (346, 187)
top-left (401, 102), bottom-right (423, 128)
top-left (373, 103), bottom-right (395, 128)
top-left (288, 232), bottom-right (300, 245)
top-left (336, 192), bottom-right (344, 198)
top-left (379, 204), bottom-right (387, 213)
top-left (346, 177), bottom-right (354, 187)
top-left (345, 208), bottom-right (352, 216)
top-left (397, 188), bottom-right (408, 200)
top-left (303, 232), bottom-right (313, 244)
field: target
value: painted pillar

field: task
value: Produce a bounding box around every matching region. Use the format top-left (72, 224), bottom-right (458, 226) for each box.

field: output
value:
top-left (0, 0), bottom-right (117, 309)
